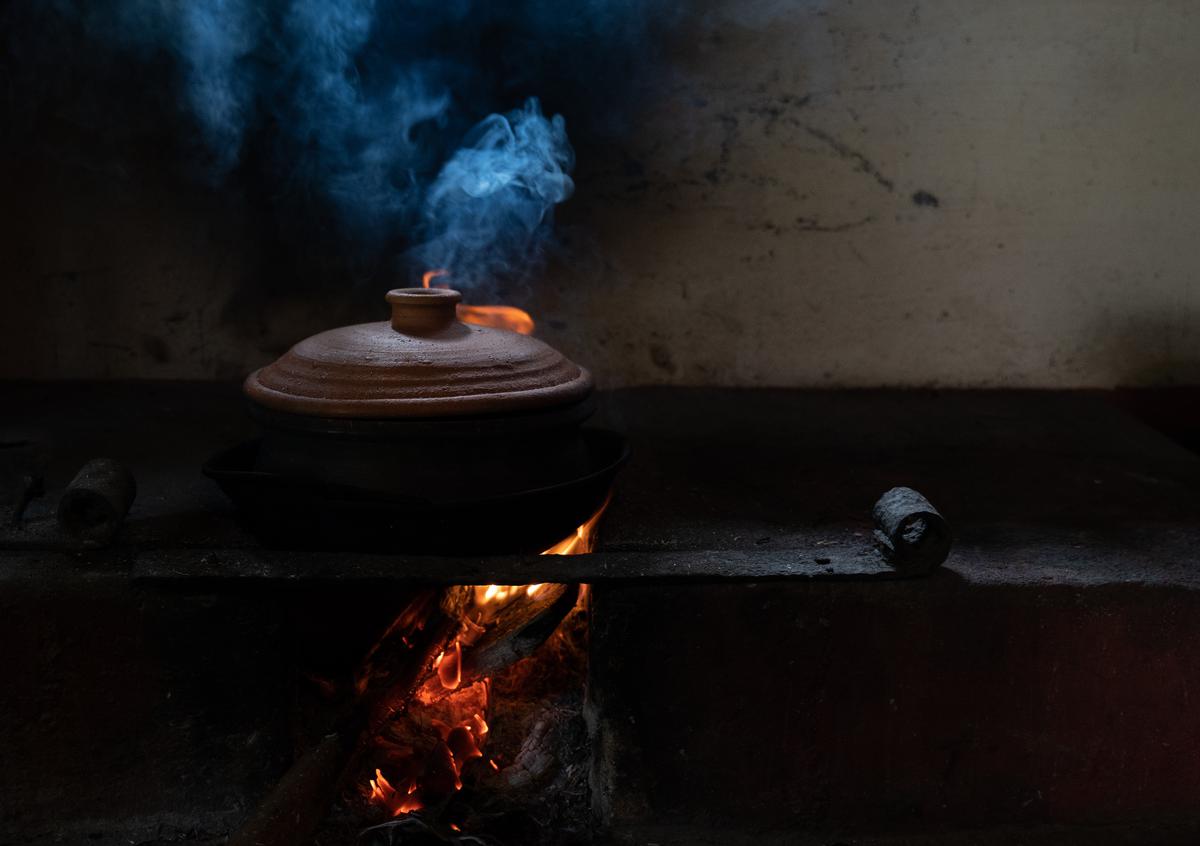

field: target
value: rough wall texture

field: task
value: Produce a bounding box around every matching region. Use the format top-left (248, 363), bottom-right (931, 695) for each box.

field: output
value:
top-left (3, 0), bottom-right (1200, 387)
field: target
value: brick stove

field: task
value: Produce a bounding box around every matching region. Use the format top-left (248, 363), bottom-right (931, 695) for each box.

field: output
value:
top-left (3, 383), bottom-right (1200, 845)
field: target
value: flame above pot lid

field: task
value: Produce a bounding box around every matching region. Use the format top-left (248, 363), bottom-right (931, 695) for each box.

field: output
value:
top-left (244, 288), bottom-right (593, 418)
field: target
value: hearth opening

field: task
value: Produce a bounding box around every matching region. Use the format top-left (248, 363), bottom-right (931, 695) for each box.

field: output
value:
top-left (231, 503), bottom-right (608, 846)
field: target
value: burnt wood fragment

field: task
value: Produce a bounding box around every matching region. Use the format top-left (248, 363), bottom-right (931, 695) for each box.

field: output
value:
top-left (0, 448), bottom-right (137, 551)
top-left (57, 458), bottom-right (136, 543)
top-left (872, 486), bottom-right (952, 573)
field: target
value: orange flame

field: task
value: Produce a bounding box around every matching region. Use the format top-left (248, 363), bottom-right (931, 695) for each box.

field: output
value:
top-left (474, 583), bottom-right (548, 606)
top-left (421, 269), bottom-right (450, 288)
top-left (368, 769), bottom-right (425, 816)
top-left (421, 268), bottom-right (536, 335)
top-left (472, 497), bottom-right (608, 613)
top-left (455, 304), bottom-right (535, 335)
top-left (543, 494), bottom-right (611, 556)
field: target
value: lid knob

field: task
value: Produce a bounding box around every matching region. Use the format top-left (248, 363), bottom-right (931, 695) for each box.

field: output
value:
top-left (386, 288), bottom-right (463, 335)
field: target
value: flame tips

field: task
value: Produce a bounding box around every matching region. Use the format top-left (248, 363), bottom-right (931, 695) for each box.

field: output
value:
top-left (543, 494), bottom-right (610, 555)
top-left (456, 304), bottom-right (535, 335)
top-left (422, 269), bottom-right (450, 289)
top-left (368, 768), bottom-right (388, 801)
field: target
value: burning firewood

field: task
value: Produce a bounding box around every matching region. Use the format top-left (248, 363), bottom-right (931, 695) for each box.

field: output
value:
top-left (361, 584), bottom-right (582, 820)
top-left (460, 584), bottom-right (580, 686)
top-left (228, 582), bottom-right (584, 845)
top-left (365, 589), bottom-right (473, 734)
top-left (228, 587), bottom-right (469, 846)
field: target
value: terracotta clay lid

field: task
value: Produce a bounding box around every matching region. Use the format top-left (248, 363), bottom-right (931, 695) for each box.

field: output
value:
top-left (244, 288), bottom-right (593, 418)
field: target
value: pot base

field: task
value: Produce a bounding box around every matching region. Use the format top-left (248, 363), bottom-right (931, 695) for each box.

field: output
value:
top-left (247, 398), bottom-right (597, 503)
top-left (203, 429), bottom-right (628, 555)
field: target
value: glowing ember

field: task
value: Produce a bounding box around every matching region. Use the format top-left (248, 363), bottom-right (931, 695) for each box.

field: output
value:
top-left (367, 693), bottom-right (491, 817)
top-left (421, 268), bottom-right (536, 335)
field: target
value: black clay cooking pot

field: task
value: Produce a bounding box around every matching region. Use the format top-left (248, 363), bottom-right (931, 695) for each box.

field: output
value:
top-left (241, 287), bottom-right (597, 504)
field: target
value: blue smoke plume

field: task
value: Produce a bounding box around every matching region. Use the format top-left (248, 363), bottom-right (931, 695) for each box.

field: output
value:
top-left (417, 98), bottom-right (574, 288)
top-left (177, 1), bottom-right (262, 175)
top-left (1, 0), bottom-right (675, 295)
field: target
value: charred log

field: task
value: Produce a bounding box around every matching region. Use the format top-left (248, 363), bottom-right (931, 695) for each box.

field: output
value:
top-left (57, 458), bottom-right (136, 543)
top-left (872, 486), bottom-right (952, 573)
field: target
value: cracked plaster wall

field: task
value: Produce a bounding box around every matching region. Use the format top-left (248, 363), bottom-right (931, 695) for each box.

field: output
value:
top-left (3, 0), bottom-right (1200, 387)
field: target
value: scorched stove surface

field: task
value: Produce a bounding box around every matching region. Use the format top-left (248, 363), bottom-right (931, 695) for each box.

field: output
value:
top-left (3, 383), bottom-right (1200, 846)
top-left (1, 382), bottom-right (1197, 584)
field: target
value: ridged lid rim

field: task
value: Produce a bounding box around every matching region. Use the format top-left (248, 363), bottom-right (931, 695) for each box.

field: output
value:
top-left (242, 287), bottom-right (594, 419)
top-left (243, 364), bottom-right (594, 419)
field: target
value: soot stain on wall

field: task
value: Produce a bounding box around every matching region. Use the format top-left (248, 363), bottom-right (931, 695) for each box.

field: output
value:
top-left (912, 190), bottom-right (940, 208)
